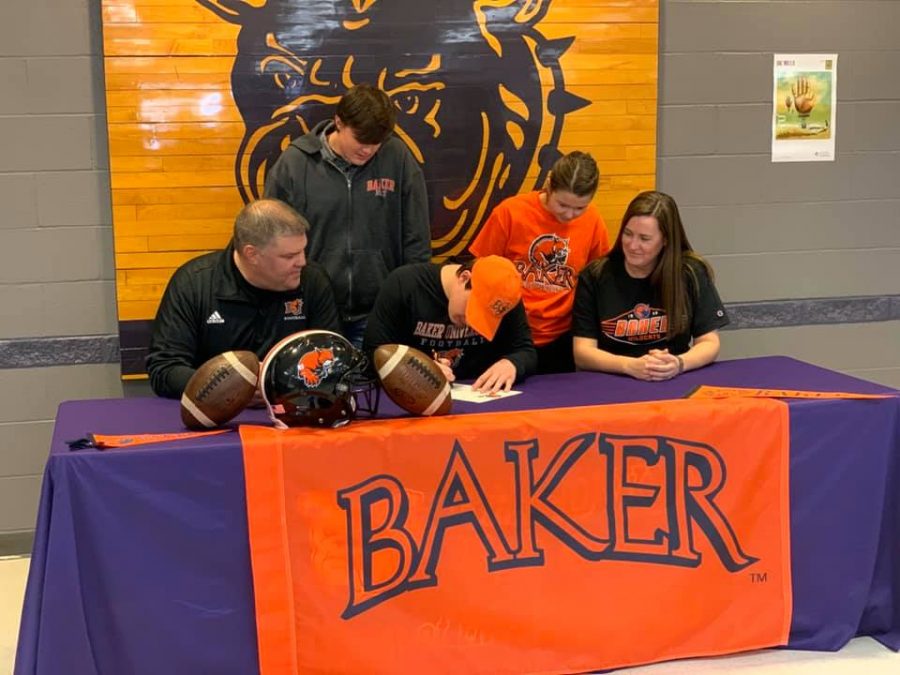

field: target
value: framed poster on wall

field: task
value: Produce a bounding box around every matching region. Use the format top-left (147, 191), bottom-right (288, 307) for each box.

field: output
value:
top-left (772, 53), bottom-right (838, 162)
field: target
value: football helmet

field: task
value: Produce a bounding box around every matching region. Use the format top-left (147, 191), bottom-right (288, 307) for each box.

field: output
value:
top-left (260, 330), bottom-right (379, 428)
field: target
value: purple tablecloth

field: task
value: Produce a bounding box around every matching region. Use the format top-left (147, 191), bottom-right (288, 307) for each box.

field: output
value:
top-left (14, 357), bottom-right (900, 674)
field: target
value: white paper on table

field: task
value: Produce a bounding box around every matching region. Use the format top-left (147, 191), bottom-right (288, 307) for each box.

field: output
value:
top-left (450, 383), bottom-right (522, 403)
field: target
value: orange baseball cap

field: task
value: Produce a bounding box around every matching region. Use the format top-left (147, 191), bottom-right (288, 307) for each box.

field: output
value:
top-left (465, 256), bottom-right (522, 340)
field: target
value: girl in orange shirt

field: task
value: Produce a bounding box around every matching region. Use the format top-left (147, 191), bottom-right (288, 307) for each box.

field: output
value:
top-left (470, 151), bottom-right (610, 373)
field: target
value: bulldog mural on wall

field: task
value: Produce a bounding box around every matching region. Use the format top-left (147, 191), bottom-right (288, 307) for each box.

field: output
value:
top-left (196, 0), bottom-right (590, 258)
top-left (103, 0), bottom-right (658, 377)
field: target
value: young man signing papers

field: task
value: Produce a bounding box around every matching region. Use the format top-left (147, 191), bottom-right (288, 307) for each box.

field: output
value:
top-left (364, 256), bottom-right (537, 394)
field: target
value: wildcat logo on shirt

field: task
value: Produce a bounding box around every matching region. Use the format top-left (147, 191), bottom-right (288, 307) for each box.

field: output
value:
top-left (602, 303), bottom-right (668, 345)
top-left (366, 178), bottom-right (396, 197)
top-left (283, 298), bottom-right (305, 319)
top-left (297, 347), bottom-right (335, 386)
top-left (517, 234), bottom-right (575, 292)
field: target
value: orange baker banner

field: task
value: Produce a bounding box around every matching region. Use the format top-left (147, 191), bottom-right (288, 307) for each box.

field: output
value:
top-left (66, 429), bottom-right (231, 450)
top-left (241, 398), bottom-right (791, 674)
top-left (688, 385), bottom-right (896, 400)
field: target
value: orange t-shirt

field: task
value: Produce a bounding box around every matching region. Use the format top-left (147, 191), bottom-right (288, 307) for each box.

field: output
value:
top-left (470, 191), bottom-right (609, 345)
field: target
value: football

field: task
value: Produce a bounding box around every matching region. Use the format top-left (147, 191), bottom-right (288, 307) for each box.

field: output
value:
top-left (373, 344), bottom-right (452, 416)
top-left (181, 350), bottom-right (260, 429)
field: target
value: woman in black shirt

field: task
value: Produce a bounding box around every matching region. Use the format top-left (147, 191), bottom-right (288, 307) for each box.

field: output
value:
top-left (572, 191), bottom-right (729, 381)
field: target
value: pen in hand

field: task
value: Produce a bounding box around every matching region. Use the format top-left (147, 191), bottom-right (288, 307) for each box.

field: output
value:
top-left (432, 350), bottom-right (455, 382)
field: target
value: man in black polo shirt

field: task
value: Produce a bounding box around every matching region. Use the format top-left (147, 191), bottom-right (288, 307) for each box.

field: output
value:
top-left (147, 199), bottom-right (340, 398)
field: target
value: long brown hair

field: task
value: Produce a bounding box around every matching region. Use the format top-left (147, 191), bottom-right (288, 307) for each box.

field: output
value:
top-left (588, 191), bottom-right (713, 337)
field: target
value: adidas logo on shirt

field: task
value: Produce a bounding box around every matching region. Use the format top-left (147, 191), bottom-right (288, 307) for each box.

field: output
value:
top-left (206, 311), bottom-right (225, 325)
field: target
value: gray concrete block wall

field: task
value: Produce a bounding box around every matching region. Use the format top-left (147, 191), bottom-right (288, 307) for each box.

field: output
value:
top-left (0, 0), bottom-right (122, 537)
top-left (721, 321), bottom-right (900, 385)
top-left (0, 365), bottom-right (123, 533)
top-left (658, 0), bottom-right (900, 385)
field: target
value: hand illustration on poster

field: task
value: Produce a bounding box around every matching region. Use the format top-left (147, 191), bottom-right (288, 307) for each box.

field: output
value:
top-left (788, 76), bottom-right (817, 126)
top-left (777, 73), bottom-right (830, 137)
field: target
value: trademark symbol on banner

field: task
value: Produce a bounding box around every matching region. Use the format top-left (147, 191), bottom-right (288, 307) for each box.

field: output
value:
top-left (750, 571), bottom-right (768, 584)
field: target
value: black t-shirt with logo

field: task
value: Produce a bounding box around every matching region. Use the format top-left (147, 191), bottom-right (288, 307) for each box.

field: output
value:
top-left (572, 256), bottom-right (729, 357)
top-left (363, 263), bottom-right (537, 381)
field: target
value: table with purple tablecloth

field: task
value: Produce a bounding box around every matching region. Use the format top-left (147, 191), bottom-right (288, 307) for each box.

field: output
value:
top-left (14, 356), bottom-right (900, 674)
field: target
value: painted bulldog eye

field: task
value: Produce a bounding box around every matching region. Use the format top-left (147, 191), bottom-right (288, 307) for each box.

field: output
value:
top-left (275, 73), bottom-right (304, 98)
top-left (393, 89), bottom-right (441, 132)
top-left (394, 93), bottom-right (420, 115)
